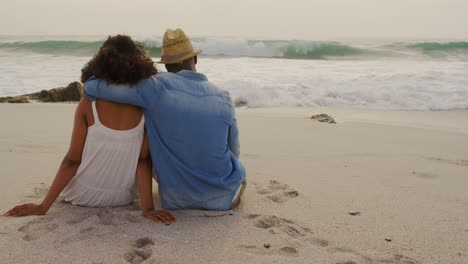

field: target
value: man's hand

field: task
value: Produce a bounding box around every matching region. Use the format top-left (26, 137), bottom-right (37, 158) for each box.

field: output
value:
top-left (143, 209), bottom-right (176, 224)
top-left (4, 203), bottom-right (47, 217)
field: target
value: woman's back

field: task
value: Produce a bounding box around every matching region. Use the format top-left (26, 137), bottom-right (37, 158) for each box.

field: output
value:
top-left (60, 99), bottom-right (145, 207)
top-left (93, 100), bottom-right (143, 131)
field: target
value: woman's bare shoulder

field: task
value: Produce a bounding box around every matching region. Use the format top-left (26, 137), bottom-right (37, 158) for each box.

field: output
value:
top-left (75, 97), bottom-right (94, 126)
top-left (76, 97), bottom-right (91, 113)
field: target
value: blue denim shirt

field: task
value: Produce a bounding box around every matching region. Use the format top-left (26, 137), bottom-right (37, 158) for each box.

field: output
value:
top-left (84, 70), bottom-right (245, 210)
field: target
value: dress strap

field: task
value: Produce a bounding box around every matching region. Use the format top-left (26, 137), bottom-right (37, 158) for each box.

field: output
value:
top-left (137, 114), bottom-right (145, 130)
top-left (91, 101), bottom-right (102, 125)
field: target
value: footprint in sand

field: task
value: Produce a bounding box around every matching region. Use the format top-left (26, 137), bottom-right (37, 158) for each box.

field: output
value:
top-left (248, 214), bottom-right (311, 239)
top-left (240, 214), bottom-right (333, 257)
top-left (255, 180), bottom-right (299, 204)
top-left (246, 214), bottom-right (330, 245)
top-left (97, 209), bottom-right (116, 226)
top-left (306, 237), bottom-right (330, 247)
top-left (330, 247), bottom-right (420, 264)
top-left (25, 183), bottom-right (49, 200)
top-left (412, 171), bottom-right (438, 180)
top-left (237, 244), bottom-right (299, 256)
top-left (17, 218), bottom-right (59, 241)
top-left (389, 254), bottom-right (420, 264)
top-left (244, 214), bottom-right (420, 263)
top-left (424, 157), bottom-right (468, 167)
top-left (123, 237), bottom-right (155, 264)
top-left (80, 227), bottom-right (95, 233)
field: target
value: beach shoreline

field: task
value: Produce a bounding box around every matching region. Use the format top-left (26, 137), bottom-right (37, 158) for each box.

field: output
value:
top-left (1, 103), bottom-right (467, 264)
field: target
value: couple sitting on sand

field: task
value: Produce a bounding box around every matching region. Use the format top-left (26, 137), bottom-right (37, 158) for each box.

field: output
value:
top-left (5, 29), bottom-right (246, 224)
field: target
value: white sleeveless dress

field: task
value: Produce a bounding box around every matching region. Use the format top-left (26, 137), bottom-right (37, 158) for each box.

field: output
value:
top-left (60, 101), bottom-right (145, 207)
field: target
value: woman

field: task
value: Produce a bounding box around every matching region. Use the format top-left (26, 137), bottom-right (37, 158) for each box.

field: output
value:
top-left (4, 35), bottom-right (175, 224)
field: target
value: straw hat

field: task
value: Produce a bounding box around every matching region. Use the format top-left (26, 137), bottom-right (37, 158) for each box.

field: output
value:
top-left (157, 28), bottom-right (202, 64)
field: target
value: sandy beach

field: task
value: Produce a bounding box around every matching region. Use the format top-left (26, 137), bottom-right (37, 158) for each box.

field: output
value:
top-left (0, 103), bottom-right (467, 264)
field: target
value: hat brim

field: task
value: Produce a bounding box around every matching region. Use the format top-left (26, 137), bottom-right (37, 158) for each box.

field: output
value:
top-left (156, 50), bottom-right (202, 64)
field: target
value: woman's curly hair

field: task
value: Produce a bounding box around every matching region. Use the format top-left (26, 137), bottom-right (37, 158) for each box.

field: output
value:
top-left (81, 35), bottom-right (157, 84)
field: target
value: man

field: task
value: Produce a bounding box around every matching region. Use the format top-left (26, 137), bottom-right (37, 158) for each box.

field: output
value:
top-left (84, 29), bottom-right (245, 211)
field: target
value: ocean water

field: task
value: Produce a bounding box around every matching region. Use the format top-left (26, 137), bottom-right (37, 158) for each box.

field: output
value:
top-left (1, 36), bottom-right (467, 110)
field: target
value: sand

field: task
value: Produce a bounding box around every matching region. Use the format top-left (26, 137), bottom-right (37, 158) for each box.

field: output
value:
top-left (0, 103), bottom-right (467, 264)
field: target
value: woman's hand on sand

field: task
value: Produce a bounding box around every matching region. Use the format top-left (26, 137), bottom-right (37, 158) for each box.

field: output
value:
top-left (143, 209), bottom-right (176, 224)
top-left (4, 203), bottom-right (47, 217)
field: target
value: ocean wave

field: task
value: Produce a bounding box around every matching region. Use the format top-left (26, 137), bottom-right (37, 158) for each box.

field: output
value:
top-left (0, 40), bottom-right (104, 56)
top-left (1, 38), bottom-right (468, 60)
top-left (406, 41), bottom-right (468, 52)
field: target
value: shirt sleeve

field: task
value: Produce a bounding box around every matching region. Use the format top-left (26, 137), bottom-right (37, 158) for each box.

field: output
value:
top-left (84, 76), bottom-right (157, 108)
top-left (228, 116), bottom-right (240, 158)
top-left (226, 92), bottom-right (240, 158)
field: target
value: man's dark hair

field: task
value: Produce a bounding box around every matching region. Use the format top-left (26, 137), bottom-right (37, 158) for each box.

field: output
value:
top-left (81, 35), bottom-right (157, 84)
top-left (165, 56), bottom-right (197, 73)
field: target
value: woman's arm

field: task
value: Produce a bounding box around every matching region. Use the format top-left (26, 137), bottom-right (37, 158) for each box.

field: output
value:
top-left (136, 131), bottom-right (176, 224)
top-left (4, 98), bottom-right (89, 217)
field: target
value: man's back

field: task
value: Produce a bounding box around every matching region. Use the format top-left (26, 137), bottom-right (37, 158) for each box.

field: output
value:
top-left (84, 70), bottom-right (245, 210)
top-left (150, 71), bottom-right (244, 210)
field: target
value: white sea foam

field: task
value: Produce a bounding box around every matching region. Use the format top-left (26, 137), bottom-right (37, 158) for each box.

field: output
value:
top-left (201, 58), bottom-right (468, 110)
top-left (0, 39), bottom-right (467, 110)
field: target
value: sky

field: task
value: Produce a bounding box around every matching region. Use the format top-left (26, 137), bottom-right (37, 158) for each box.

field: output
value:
top-left (1, 0), bottom-right (467, 39)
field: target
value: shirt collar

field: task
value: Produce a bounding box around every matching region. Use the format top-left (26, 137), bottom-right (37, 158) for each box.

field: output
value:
top-left (176, 70), bottom-right (208, 82)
